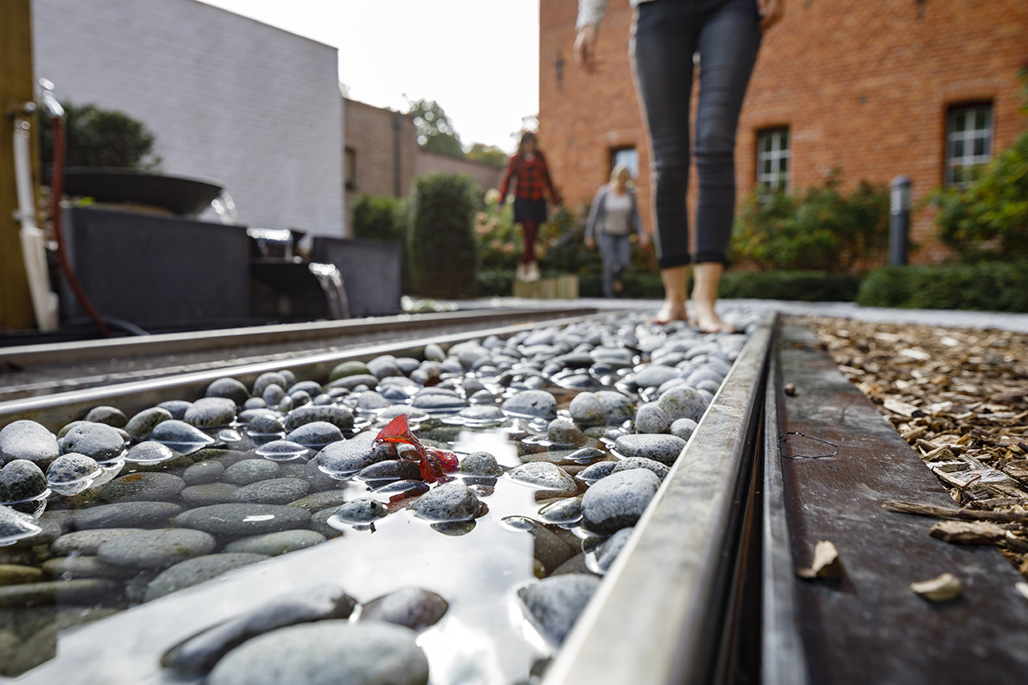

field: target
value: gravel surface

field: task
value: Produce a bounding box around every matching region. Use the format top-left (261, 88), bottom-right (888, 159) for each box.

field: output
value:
top-left (797, 315), bottom-right (1028, 582)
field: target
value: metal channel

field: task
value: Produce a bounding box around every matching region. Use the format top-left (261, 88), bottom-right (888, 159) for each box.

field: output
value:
top-left (761, 336), bottom-right (810, 685)
top-left (0, 307), bottom-right (596, 367)
top-left (543, 311), bottom-right (778, 685)
top-left (0, 313), bottom-right (598, 430)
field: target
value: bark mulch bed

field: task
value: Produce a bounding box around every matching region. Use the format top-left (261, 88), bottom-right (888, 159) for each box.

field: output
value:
top-left (794, 316), bottom-right (1028, 590)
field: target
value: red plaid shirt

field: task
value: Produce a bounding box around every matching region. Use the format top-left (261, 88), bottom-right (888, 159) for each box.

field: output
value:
top-left (499, 151), bottom-right (561, 204)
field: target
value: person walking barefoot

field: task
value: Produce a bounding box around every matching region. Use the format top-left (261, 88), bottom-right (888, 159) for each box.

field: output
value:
top-left (575, 0), bottom-right (784, 331)
top-left (498, 132), bottom-right (563, 283)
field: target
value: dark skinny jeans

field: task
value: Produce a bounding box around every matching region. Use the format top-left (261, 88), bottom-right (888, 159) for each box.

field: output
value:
top-left (632, 0), bottom-right (761, 268)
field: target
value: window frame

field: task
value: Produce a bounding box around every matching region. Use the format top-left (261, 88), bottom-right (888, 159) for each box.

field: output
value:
top-left (344, 146), bottom-right (357, 190)
top-left (944, 102), bottom-right (993, 187)
top-left (609, 145), bottom-right (639, 180)
top-left (756, 127), bottom-right (790, 193)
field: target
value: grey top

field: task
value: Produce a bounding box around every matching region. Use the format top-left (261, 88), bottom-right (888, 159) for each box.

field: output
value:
top-left (585, 185), bottom-right (644, 241)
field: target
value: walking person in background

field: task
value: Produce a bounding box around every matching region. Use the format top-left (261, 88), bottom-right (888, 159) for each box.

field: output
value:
top-left (574, 0), bottom-right (783, 331)
top-left (498, 132), bottom-right (563, 283)
top-left (585, 163), bottom-right (649, 297)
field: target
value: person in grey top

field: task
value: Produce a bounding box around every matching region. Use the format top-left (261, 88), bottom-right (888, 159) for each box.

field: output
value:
top-left (575, 0), bottom-right (783, 331)
top-left (585, 163), bottom-right (649, 297)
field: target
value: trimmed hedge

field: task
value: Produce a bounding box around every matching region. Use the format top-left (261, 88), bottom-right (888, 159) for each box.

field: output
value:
top-left (718, 271), bottom-right (864, 302)
top-left (857, 262), bottom-right (1028, 312)
top-left (408, 173), bottom-right (479, 299)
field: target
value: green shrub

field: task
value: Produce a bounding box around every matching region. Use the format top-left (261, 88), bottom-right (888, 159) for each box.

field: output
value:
top-left (927, 130), bottom-right (1028, 262)
top-left (718, 271), bottom-right (863, 301)
top-left (39, 102), bottom-right (161, 183)
top-left (857, 262), bottom-right (1028, 312)
top-left (351, 194), bottom-right (407, 244)
top-left (408, 173), bottom-right (479, 298)
top-left (731, 170), bottom-right (889, 273)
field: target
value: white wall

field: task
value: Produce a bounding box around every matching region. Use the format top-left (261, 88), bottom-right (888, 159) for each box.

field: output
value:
top-left (33, 0), bottom-right (345, 237)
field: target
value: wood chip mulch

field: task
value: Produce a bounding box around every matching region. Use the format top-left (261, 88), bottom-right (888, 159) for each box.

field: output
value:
top-left (794, 316), bottom-right (1028, 582)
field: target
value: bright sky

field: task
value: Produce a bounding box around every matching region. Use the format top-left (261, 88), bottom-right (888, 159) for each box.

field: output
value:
top-left (196, 0), bottom-right (540, 153)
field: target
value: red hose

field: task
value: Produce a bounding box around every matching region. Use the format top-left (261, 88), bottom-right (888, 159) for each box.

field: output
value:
top-left (49, 115), bottom-right (112, 337)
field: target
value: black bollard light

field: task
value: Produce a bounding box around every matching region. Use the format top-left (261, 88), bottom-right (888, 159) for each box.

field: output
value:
top-left (889, 175), bottom-right (911, 266)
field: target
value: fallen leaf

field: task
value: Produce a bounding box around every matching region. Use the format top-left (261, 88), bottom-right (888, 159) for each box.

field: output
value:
top-left (911, 573), bottom-right (962, 602)
top-left (798, 540), bottom-right (842, 580)
top-left (929, 520), bottom-right (1006, 544)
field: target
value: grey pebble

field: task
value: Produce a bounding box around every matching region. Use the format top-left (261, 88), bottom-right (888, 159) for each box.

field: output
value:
top-left (0, 421), bottom-right (59, 467)
top-left (145, 553), bottom-right (270, 602)
top-left (411, 482), bottom-right (481, 522)
top-left (58, 422), bottom-right (126, 462)
top-left (97, 528), bottom-right (217, 569)
top-left (97, 472), bottom-right (186, 504)
top-left (501, 390), bottom-right (558, 420)
top-left (183, 460), bottom-right (225, 485)
top-left (360, 587), bottom-right (448, 631)
top-left (64, 502), bottom-right (182, 530)
top-left (174, 504), bottom-right (311, 536)
top-left (224, 530), bottom-right (326, 556)
top-left (517, 574), bottom-right (601, 646)
top-left (50, 528), bottom-right (146, 556)
top-left (231, 478), bottom-right (310, 505)
top-left (180, 483), bottom-right (240, 506)
top-left (222, 459), bottom-right (281, 485)
top-left (613, 434), bottom-right (687, 466)
top-left (581, 469), bottom-right (660, 534)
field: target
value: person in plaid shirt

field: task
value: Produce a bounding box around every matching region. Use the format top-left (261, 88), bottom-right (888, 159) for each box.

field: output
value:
top-left (498, 132), bottom-right (563, 282)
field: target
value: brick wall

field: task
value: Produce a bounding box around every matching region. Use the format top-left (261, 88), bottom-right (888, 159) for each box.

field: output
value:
top-left (343, 98), bottom-right (418, 216)
top-left (33, 0), bottom-right (344, 237)
top-left (540, 0), bottom-right (1028, 264)
top-left (415, 150), bottom-right (505, 195)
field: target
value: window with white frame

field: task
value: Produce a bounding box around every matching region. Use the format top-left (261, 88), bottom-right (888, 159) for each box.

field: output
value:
top-left (610, 146), bottom-right (639, 179)
top-left (946, 104), bottom-right (992, 186)
top-left (756, 128), bottom-right (790, 191)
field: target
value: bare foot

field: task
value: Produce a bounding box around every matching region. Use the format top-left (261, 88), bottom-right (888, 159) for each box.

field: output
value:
top-left (652, 300), bottom-right (688, 325)
top-left (690, 302), bottom-right (735, 334)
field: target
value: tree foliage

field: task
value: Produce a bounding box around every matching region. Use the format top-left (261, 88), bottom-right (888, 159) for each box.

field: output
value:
top-left (408, 173), bottom-right (479, 297)
top-left (407, 99), bottom-right (463, 156)
top-left (466, 143), bottom-right (507, 168)
top-left (38, 102), bottom-right (161, 183)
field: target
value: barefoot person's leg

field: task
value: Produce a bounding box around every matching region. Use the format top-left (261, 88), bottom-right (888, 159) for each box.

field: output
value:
top-left (655, 264), bottom-right (689, 323)
top-left (690, 262), bottom-right (732, 333)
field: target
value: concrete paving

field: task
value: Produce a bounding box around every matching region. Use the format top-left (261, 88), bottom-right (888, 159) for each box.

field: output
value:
top-left (466, 297), bottom-right (1028, 334)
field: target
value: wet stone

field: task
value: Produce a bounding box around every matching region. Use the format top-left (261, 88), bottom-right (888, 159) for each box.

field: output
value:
top-left (283, 405), bottom-right (354, 432)
top-left (595, 527), bottom-right (634, 573)
top-left (285, 422), bottom-right (342, 450)
top-left (358, 460), bottom-right (421, 482)
top-left (83, 406), bottom-right (127, 428)
top-left (367, 355), bottom-right (404, 379)
top-left (50, 528), bottom-right (145, 556)
top-left (546, 418), bottom-right (587, 448)
top-left (538, 497), bottom-right (584, 525)
top-left (0, 579), bottom-right (118, 608)
top-left (612, 457), bottom-right (670, 481)
top-left (568, 393), bottom-right (606, 427)
top-left (670, 418), bottom-right (699, 442)
top-left (509, 463), bottom-right (578, 497)
top-left (424, 343), bottom-right (445, 362)
top-left (58, 422), bottom-right (126, 462)
top-left (206, 620), bottom-right (429, 685)
top-left (181, 483), bottom-right (239, 506)
top-left (0, 507), bottom-right (42, 548)
top-left (360, 587), bottom-right (448, 631)
top-left (626, 365), bottom-right (678, 390)
top-left (411, 391), bottom-right (468, 413)
top-left (356, 391), bottom-right (391, 412)
top-left (183, 460), bottom-right (225, 485)
top-left (97, 528), bottom-right (217, 569)
top-left (174, 504), bottom-right (311, 536)
top-left (224, 529), bottom-right (326, 556)
top-left (0, 564), bottom-right (45, 586)
top-left (244, 411), bottom-right (286, 435)
top-left (582, 469), bottom-right (660, 534)
top-left (502, 390), bottom-right (558, 421)
top-left (411, 482), bottom-right (481, 522)
top-left (333, 498), bottom-right (389, 524)
top-left (222, 459), bottom-right (281, 485)
top-left (252, 372), bottom-right (288, 398)
top-left (150, 420), bottom-right (216, 452)
top-left (156, 400), bottom-right (192, 420)
top-left (287, 490), bottom-right (350, 514)
top-left (460, 452), bottom-right (503, 477)
top-left (97, 472), bottom-right (186, 504)
top-left (0, 460), bottom-right (47, 504)
top-left (634, 402), bottom-right (670, 434)
top-left (205, 378), bottom-right (250, 405)
top-left (517, 574), bottom-right (602, 647)
top-left (456, 405), bottom-right (505, 424)
top-left (614, 434), bottom-right (687, 466)
top-left (122, 441), bottom-right (177, 465)
top-left (184, 397), bottom-right (238, 428)
top-left (0, 419), bottom-right (59, 466)
top-left (328, 361), bottom-right (371, 382)
top-left (309, 508), bottom-right (345, 538)
top-left (596, 391), bottom-right (634, 425)
top-left (145, 553), bottom-right (270, 602)
top-left (64, 502), bottom-right (183, 530)
top-left (316, 432), bottom-right (380, 476)
top-left (328, 374), bottom-right (380, 391)
top-left (161, 584), bottom-right (357, 677)
top-left (41, 555), bottom-right (138, 580)
top-left (657, 386), bottom-right (709, 423)
top-left (504, 516), bottom-right (576, 574)
top-left (231, 478), bottom-right (311, 505)
top-left (124, 407), bottom-right (174, 440)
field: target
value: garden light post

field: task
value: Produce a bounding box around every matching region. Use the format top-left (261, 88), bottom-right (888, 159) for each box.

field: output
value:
top-left (889, 175), bottom-right (911, 266)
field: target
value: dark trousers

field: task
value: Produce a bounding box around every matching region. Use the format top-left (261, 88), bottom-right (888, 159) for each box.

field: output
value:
top-left (632, 0), bottom-right (761, 268)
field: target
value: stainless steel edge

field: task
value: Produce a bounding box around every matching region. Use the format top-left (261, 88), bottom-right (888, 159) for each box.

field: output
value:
top-left (0, 307), bottom-right (597, 367)
top-left (542, 310), bottom-right (777, 685)
top-left (0, 313), bottom-right (599, 430)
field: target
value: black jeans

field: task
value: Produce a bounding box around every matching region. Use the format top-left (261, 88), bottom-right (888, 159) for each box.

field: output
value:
top-left (632, 0), bottom-right (761, 268)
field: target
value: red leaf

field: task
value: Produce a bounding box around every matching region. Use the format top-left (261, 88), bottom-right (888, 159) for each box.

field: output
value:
top-left (374, 414), bottom-right (426, 459)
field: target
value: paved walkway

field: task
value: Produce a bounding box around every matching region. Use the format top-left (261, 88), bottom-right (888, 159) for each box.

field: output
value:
top-left (463, 297), bottom-right (1028, 334)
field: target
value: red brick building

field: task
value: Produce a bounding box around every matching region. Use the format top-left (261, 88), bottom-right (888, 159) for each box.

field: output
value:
top-left (539, 0), bottom-right (1028, 264)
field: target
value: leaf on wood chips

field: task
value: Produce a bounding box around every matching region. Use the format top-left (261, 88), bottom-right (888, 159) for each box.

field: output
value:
top-left (798, 540), bottom-right (842, 580)
top-left (1016, 582), bottom-right (1028, 601)
top-left (884, 398), bottom-right (924, 418)
top-left (928, 520), bottom-right (1007, 544)
top-left (911, 573), bottom-right (962, 602)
